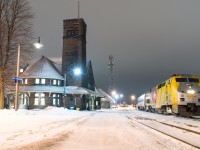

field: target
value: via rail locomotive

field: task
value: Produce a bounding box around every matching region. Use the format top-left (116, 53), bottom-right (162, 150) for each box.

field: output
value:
top-left (137, 74), bottom-right (200, 116)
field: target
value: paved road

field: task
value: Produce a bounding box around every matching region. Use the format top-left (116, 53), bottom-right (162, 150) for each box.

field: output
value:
top-left (45, 110), bottom-right (196, 150)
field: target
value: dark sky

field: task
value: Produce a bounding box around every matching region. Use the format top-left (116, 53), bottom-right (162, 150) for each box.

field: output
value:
top-left (29, 0), bottom-right (200, 100)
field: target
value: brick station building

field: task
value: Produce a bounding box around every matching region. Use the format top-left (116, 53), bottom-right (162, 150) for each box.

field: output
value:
top-left (17, 56), bottom-right (101, 110)
top-left (4, 18), bottom-right (107, 110)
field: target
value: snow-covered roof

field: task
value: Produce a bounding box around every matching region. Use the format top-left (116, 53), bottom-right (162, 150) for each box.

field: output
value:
top-left (94, 87), bottom-right (105, 98)
top-left (19, 85), bottom-right (100, 95)
top-left (20, 56), bottom-right (64, 80)
top-left (80, 87), bottom-right (104, 97)
top-left (96, 89), bottom-right (115, 103)
top-left (65, 86), bottom-right (97, 95)
top-left (20, 86), bottom-right (64, 93)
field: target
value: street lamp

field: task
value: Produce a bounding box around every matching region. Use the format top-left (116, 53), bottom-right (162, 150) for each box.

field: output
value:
top-left (73, 67), bottom-right (81, 76)
top-left (111, 90), bottom-right (116, 96)
top-left (115, 94), bottom-right (119, 100)
top-left (119, 94), bottom-right (124, 104)
top-left (63, 67), bottom-right (82, 109)
top-left (131, 95), bottom-right (136, 100)
top-left (33, 37), bottom-right (43, 49)
top-left (14, 38), bottom-right (43, 111)
top-left (131, 95), bottom-right (136, 106)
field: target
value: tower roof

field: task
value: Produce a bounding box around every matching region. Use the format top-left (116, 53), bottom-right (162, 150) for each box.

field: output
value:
top-left (20, 56), bottom-right (64, 80)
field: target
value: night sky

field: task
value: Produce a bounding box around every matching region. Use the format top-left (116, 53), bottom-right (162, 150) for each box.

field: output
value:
top-left (30, 0), bottom-right (200, 101)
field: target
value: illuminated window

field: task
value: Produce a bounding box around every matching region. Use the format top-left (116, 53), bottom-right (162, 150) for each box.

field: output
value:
top-left (25, 79), bottom-right (28, 84)
top-left (34, 98), bottom-right (39, 105)
top-left (21, 93), bottom-right (27, 105)
top-left (58, 80), bottom-right (60, 85)
top-left (35, 93), bottom-right (45, 105)
top-left (41, 79), bottom-right (45, 84)
top-left (40, 98), bottom-right (45, 105)
top-left (35, 79), bottom-right (40, 84)
top-left (53, 98), bottom-right (56, 106)
top-left (53, 80), bottom-right (57, 85)
top-left (52, 94), bottom-right (61, 106)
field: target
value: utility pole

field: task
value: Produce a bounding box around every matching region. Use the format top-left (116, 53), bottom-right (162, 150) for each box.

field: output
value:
top-left (15, 44), bottom-right (21, 111)
top-left (78, 0), bottom-right (80, 19)
top-left (108, 55), bottom-right (114, 95)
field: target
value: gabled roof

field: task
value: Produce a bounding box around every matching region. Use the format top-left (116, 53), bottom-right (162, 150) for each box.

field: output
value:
top-left (20, 56), bottom-right (64, 80)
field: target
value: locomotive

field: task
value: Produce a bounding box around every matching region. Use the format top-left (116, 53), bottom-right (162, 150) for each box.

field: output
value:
top-left (137, 74), bottom-right (200, 116)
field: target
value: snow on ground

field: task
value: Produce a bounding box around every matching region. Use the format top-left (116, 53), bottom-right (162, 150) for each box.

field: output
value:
top-left (0, 106), bottom-right (200, 150)
top-left (128, 108), bottom-right (200, 133)
top-left (112, 106), bottom-right (200, 132)
top-left (0, 107), bottom-right (93, 150)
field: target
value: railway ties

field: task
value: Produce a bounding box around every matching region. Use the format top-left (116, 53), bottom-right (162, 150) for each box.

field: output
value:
top-left (126, 114), bottom-right (200, 149)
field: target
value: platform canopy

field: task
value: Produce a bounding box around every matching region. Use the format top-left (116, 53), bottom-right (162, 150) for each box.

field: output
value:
top-left (19, 86), bottom-right (104, 97)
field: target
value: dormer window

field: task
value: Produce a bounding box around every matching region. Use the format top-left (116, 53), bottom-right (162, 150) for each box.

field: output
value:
top-left (53, 80), bottom-right (57, 85)
top-left (35, 78), bottom-right (46, 84)
top-left (53, 80), bottom-right (61, 86)
top-left (41, 79), bottom-right (45, 84)
top-left (35, 79), bottom-right (40, 84)
top-left (58, 80), bottom-right (60, 85)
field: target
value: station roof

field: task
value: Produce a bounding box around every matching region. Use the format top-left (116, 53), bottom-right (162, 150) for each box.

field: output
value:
top-left (19, 86), bottom-right (103, 96)
top-left (20, 56), bottom-right (64, 80)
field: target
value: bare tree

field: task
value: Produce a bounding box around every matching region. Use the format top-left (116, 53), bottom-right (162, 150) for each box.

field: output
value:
top-left (0, 0), bottom-right (34, 109)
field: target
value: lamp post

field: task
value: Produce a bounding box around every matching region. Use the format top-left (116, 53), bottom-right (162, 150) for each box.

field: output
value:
top-left (73, 67), bottom-right (81, 109)
top-left (14, 38), bottom-right (43, 111)
top-left (63, 67), bottom-right (82, 110)
top-left (63, 74), bottom-right (67, 109)
top-left (14, 44), bottom-right (21, 111)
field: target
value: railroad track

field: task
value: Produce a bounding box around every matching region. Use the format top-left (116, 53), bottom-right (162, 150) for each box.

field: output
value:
top-left (125, 114), bottom-right (200, 149)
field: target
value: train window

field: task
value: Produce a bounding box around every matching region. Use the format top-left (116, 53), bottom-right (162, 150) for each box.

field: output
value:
top-left (176, 78), bottom-right (187, 82)
top-left (168, 79), bottom-right (171, 84)
top-left (188, 78), bottom-right (199, 83)
top-left (157, 84), bottom-right (162, 89)
top-left (162, 82), bottom-right (165, 87)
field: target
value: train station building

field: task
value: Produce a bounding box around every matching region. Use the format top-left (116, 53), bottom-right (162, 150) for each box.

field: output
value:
top-left (4, 18), bottom-right (110, 110)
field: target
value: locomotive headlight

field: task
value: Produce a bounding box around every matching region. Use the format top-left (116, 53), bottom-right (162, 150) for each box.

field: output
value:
top-left (187, 90), bottom-right (195, 94)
